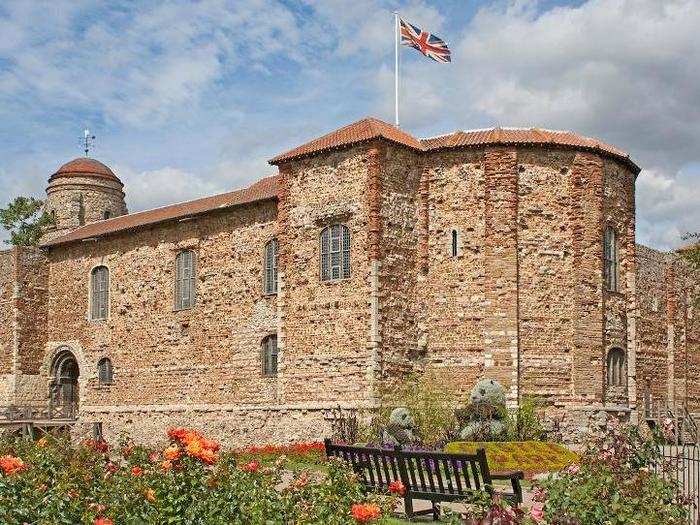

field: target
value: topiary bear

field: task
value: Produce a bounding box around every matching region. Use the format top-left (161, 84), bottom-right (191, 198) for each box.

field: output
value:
top-left (380, 407), bottom-right (419, 446)
top-left (459, 378), bottom-right (508, 441)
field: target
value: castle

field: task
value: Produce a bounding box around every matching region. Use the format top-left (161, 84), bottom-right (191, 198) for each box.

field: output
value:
top-left (0, 117), bottom-right (698, 444)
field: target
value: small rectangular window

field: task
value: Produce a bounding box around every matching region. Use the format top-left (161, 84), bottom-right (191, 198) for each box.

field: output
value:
top-left (175, 250), bottom-right (196, 310)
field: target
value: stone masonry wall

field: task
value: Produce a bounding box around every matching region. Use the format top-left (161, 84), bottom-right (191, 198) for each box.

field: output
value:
top-left (636, 245), bottom-right (700, 413)
top-left (376, 145), bottom-right (422, 388)
top-left (0, 249), bottom-right (15, 404)
top-left (602, 159), bottom-right (636, 409)
top-left (279, 145), bottom-right (374, 407)
top-left (418, 149), bottom-right (486, 400)
top-left (43, 175), bottom-right (127, 242)
top-left (43, 201), bottom-right (278, 444)
top-left (516, 149), bottom-right (577, 406)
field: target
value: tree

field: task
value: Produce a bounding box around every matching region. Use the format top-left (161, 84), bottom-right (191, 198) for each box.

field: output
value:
top-left (0, 196), bottom-right (54, 246)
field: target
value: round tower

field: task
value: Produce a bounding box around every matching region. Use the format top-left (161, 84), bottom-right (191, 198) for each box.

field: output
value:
top-left (42, 158), bottom-right (127, 241)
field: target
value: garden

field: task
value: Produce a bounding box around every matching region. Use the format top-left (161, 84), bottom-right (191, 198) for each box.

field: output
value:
top-left (0, 375), bottom-right (692, 524)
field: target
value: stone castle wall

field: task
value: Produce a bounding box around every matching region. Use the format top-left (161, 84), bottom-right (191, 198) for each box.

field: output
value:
top-left (0, 249), bottom-right (14, 404)
top-left (636, 245), bottom-right (700, 413)
top-left (1, 139), bottom-right (697, 445)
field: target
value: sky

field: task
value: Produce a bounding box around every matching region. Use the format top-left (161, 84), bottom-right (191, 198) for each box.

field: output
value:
top-left (0, 0), bottom-right (698, 250)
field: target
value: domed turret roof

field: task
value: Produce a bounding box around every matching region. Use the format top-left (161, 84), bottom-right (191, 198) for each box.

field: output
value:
top-left (50, 158), bottom-right (122, 184)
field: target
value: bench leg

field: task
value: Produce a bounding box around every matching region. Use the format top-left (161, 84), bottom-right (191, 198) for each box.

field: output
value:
top-left (404, 496), bottom-right (414, 520)
top-left (432, 501), bottom-right (440, 521)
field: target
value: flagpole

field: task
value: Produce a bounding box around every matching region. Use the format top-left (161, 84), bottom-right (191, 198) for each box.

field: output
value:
top-left (394, 11), bottom-right (399, 127)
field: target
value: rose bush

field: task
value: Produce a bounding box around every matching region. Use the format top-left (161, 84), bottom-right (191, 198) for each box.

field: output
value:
top-left (459, 420), bottom-right (689, 525)
top-left (0, 429), bottom-right (395, 524)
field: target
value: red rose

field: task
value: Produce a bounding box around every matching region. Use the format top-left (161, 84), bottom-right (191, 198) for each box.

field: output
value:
top-left (241, 460), bottom-right (260, 473)
top-left (131, 466), bottom-right (143, 476)
top-left (351, 503), bottom-right (382, 523)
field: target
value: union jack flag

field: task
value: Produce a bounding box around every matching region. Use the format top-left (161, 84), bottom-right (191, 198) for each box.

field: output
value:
top-left (400, 18), bottom-right (451, 63)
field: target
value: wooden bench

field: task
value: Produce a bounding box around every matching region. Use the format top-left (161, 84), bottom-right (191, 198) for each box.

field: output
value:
top-left (324, 439), bottom-right (524, 521)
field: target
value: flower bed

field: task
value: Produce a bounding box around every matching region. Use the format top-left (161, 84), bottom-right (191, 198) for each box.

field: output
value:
top-left (445, 441), bottom-right (579, 478)
top-left (0, 430), bottom-right (396, 524)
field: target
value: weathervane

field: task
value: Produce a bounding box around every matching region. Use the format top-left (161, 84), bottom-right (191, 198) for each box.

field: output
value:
top-left (82, 128), bottom-right (96, 156)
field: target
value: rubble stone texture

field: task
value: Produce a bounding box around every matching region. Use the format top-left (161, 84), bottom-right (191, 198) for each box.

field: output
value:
top-left (0, 118), bottom-right (698, 446)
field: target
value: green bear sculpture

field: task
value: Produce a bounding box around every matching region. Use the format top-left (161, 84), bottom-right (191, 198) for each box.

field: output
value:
top-left (459, 378), bottom-right (508, 441)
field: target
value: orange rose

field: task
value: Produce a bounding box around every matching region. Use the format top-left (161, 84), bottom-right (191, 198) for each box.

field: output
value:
top-left (163, 444), bottom-right (181, 461)
top-left (388, 480), bottom-right (406, 496)
top-left (197, 448), bottom-right (218, 465)
top-left (131, 466), bottom-right (143, 476)
top-left (0, 455), bottom-right (27, 475)
top-left (144, 488), bottom-right (156, 503)
top-left (36, 437), bottom-right (48, 448)
top-left (351, 503), bottom-right (382, 523)
top-left (161, 460), bottom-right (172, 472)
top-left (94, 517), bottom-right (113, 525)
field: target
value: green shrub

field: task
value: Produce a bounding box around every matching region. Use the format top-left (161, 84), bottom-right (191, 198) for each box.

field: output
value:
top-left (537, 421), bottom-right (689, 524)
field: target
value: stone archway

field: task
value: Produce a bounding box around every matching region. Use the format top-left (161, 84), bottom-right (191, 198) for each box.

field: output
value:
top-left (49, 347), bottom-right (79, 418)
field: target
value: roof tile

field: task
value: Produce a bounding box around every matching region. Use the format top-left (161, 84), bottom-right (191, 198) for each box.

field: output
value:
top-left (43, 175), bottom-right (278, 247)
top-left (269, 117), bottom-right (424, 164)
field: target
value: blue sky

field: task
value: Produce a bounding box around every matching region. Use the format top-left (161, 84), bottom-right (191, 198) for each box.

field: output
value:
top-left (0, 0), bottom-right (698, 249)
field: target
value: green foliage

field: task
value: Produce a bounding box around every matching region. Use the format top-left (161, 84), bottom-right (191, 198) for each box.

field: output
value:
top-left (505, 397), bottom-right (546, 441)
top-left (0, 196), bottom-right (54, 246)
top-left (444, 441), bottom-right (579, 477)
top-left (0, 434), bottom-right (397, 524)
top-left (537, 422), bottom-right (689, 524)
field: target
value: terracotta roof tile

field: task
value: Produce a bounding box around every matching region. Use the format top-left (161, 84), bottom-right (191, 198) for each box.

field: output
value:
top-left (420, 128), bottom-right (639, 173)
top-left (50, 158), bottom-right (122, 184)
top-left (269, 117), bottom-right (424, 164)
top-left (43, 175), bottom-right (279, 247)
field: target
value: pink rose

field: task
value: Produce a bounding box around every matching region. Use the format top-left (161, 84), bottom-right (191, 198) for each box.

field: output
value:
top-left (566, 463), bottom-right (580, 475)
top-left (530, 502), bottom-right (545, 522)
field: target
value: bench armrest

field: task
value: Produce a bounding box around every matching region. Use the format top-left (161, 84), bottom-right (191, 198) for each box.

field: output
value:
top-left (490, 470), bottom-right (524, 505)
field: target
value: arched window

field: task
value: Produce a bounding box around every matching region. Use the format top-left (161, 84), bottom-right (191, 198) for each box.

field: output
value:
top-left (320, 224), bottom-right (350, 281)
top-left (262, 335), bottom-right (278, 376)
top-left (451, 229), bottom-right (459, 257)
top-left (97, 358), bottom-right (113, 385)
top-left (607, 348), bottom-right (626, 387)
top-left (604, 227), bottom-right (618, 291)
top-left (90, 266), bottom-right (109, 320)
top-left (175, 250), bottom-right (196, 310)
top-left (264, 239), bottom-right (278, 295)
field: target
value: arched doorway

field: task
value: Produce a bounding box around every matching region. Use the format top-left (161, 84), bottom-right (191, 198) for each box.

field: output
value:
top-left (50, 348), bottom-right (79, 418)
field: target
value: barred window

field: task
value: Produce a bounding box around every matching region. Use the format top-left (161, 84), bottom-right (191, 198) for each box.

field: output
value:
top-left (262, 335), bottom-right (278, 376)
top-left (607, 348), bottom-right (625, 387)
top-left (604, 227), bottom-right (618, 291)
top-left (320, 224), bottom-right (350, 281)
top-left (175, 250), bottom-right (196, 310)
top-left (451, 229), bottom-right (459, 257)
top-left (97, 358), bottom-right (113, 385)
top-left (264, 239), bottom-right (278, 295)
top-left (90, 266), bottom-right (109, 320)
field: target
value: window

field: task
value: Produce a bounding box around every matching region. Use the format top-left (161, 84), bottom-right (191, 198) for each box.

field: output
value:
top-left (604, 227), bottom-right (618, 291)
top-left (103, 210), bottom-right (112, 220)
top-left (264, 239), bottom-right (278, 294)
top-left (262, 335), bottom-right (278, 376)
top-left (175, 250), bottom-right (196, 310)
top-left (97, 358), bottom-right (113, 385)
top-left (90, 266), bottom-right (109, 320)
top-left (451, 229), bottom-right (459, 257)
top-left (320, 224), bottom-right (350, 281)
top-left (607, 348), bottom-right (626, 387)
